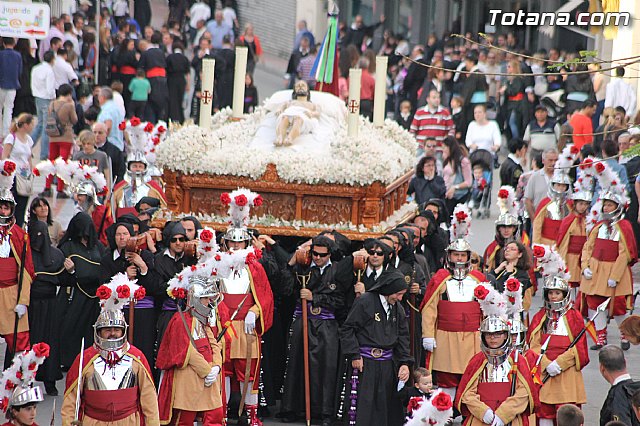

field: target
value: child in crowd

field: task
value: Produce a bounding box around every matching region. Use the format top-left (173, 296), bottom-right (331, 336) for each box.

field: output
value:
top-left (396, 99), bottom-right (412, 130)
top-left (244, 73), bottom-right (258, 114)
top-left (404, 367), bottom-right (433, 421)
top-left (128, 69), bottom-right (151, 118)
top-left (450, 95), bottom-right (464, 141)
top-left (468, 163), bottom-right (488, 214)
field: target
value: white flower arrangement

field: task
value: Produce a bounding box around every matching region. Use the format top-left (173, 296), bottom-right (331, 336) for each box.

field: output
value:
top-left (156, 200), bottom-right (418, 234)
top-left (156, 104), bottom-right (415, 186)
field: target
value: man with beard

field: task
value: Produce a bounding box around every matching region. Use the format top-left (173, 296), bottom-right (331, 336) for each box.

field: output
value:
top-left (139, 35), bottom-right (169, 122)
top-left (340, 270), bottom-right (411, 426)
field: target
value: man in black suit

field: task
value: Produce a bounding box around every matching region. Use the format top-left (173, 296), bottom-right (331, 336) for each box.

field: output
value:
top-left (93, 122), bottom-right (125, 184)
top-left (402, 45), bottom-right (429, 115)
top-left (599, 345), bottom-right (640, 426)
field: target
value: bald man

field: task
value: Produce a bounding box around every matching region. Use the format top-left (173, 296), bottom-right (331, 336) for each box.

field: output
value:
top-left (93, 122), bottom-right (125, 183)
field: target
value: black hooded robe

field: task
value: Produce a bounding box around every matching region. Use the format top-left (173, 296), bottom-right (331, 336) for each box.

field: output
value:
top-left (339, 272), bottom-right (413, 426)
top-left (28, 220), bottom-right (67, 386)
top-left (55, 213), bottom-right (106, 370)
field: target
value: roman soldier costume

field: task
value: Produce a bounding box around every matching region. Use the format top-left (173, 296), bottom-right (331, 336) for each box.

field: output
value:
top-left (532, 146), bottom-right (576, 246)
top-left (556, 162), bottom-right (594, 301)
top-left (580, 161), bottom-right (637, 350)
top-left (61, 274), bottom-right (159, 426)
top-left (455, 282), bottom-right (536, 426)
top-left (528, 246), bottom-right (589, 426)
top-left (217, 189), bottom-right (274, 425)
top-left (0, 160), bottom-right (34, 362)
top-left (156, 236), bottom-right (228, 426)
top-left (112, 118), bottom-right (167, 218)
top-left (420, 205), bottom-right (486, 401)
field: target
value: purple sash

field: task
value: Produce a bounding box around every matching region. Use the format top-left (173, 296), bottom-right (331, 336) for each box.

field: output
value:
top-left (161, 298), bottom-right (177, 311)
top-left (123, 295), bottom-right (154, 309)
top-left (293, 302), bottom-right (336, 320)
top-left (359, 346), bottom-right (393, 361)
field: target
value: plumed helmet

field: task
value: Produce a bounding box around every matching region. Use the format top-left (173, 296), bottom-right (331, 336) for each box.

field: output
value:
top-left (0, 160), bottom-right (17, 226)
top-left (447, 205), bottom-right (472, 279)
top-left (220, 188), bottom-right (263, 244)
top-left (542, 275), bottom-right (571, 315)
top-left (187, 275), bottom-right (223, 325)
top-left (76, 180), bottom-right (101, 206)
top-left (479, 316), bottom-right (512, 366)
top-left (224, 227), bottom-right (251, 243)
top-left (509, 316), bottom-right (528, 350)
top-left (93, 309), bottom-right (128, 359)
top-left (9, 385), bottom-right (44, 409)
top-left (495, 186), bottom-right (519, 227)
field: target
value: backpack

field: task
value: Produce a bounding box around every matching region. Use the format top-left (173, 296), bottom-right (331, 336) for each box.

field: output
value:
top-left (45, 102), bottom-right (65, 137)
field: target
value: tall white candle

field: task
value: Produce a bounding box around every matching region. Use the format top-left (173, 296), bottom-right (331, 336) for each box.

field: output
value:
top-left (232, 46), bottom-right (249, 119)
top-left (373, 56), bottom-right (388, 127)
top-left (347, 68), bottom-right (362, 137)
top-left (199, 58), bottom-right (215, 129)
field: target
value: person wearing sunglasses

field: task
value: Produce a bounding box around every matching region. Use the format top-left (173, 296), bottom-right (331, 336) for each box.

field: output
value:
top-left (281, 235), bottom-right (350, 426)
top-left (151, 222), bottom-right (196, 356)
top-left (352, 238), bottom-right (392, 300)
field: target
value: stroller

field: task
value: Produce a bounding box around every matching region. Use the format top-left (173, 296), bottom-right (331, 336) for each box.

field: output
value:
top-left (467, 149), bottom-right (494, 219)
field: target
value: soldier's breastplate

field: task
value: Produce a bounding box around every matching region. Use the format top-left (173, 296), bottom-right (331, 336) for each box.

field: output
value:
top-left (192, 318), bottom-right (208, 340)
top-left (0, 235), bottom-right (10, 258)
top-left (597, 224), bottom-right (621, 241)
top-left (91, 355), bottom-right (134, 390)
top-left (222, 267), bottom-right (250, 295)
top-left (544, 315), bottom-right (569, 336)
top-left (445, 276), bottom-right (477, 302)
top-left (480, 359), bottom-right (512, 383)
top-left (120, 183), bottom-right (150, 208)
top-left (546, 200), bottom-right (568, 220)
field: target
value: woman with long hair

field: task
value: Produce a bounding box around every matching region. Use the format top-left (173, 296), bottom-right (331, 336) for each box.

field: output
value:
top-left (442, 135), bottom-right (472, 214)
top-left (55, 212), bottom-right (106, 370)
top-left (488, 240), bottom-right (533, 310)
top-left (500, 59), bottom-right (529, 139)
top-left (28, 197), bottom-right (63, 246)
top-left (238, 23), bottom-right (263, 75)
top-left (2, 113), bottom-right (35, 226)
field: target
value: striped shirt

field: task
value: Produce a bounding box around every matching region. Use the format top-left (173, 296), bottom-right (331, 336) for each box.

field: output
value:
top-left (410, 105), bottom-right (455, 148)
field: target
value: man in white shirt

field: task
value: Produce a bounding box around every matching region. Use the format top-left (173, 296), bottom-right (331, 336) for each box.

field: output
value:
top-left (605, 67), bottom-right (637, 119)
top-left (30, 51), bottom-right (57, 159)
top-left (523, 147), bottom-right (558, 219)
top-left (53, 49), bottom-right (78, 89)
top-left (188, 1), bottom-right (211, 41)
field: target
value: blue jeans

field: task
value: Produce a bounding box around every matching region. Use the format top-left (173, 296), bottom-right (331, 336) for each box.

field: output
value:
top-left (32, 97), bottom-right (51, 160)
top-left (508, 110), bottom-right (520, 139)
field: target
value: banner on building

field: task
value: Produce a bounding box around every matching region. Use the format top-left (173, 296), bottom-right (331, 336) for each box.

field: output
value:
top-left (0, 1), bottom-right (50, 40)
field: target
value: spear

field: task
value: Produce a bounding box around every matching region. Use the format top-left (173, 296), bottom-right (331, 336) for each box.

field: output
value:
top-left (71, 337), bottom-right (85, 426)
top-left (530, 336), bottom-right (550, 385)
top-left (299, 272), bottom-right (312, 426)
top-left (542, 297), bottom-right (610, 384)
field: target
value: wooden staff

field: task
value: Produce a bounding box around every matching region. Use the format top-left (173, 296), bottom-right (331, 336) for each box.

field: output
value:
top-left (409, 266), bottom-right (417, 358)
top-left (128, 299), bottom-right (135, 343)
top-left (353, 254), bottom-right (366, 298)
top-left (295, 247), bottom-right (312, 426)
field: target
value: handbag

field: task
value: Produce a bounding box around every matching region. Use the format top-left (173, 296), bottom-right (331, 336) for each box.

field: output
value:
top-left (15, 171), bottom-right (34, 197)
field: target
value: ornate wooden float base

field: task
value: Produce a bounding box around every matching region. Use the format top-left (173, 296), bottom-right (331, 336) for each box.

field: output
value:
top-left (161, 163), bottom-right (414, 240)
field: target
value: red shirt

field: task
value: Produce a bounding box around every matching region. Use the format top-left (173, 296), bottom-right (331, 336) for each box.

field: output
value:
top-left (360, 70), bottom-right (376, 100)
top-left (410, 105), bottom-right (455, 147)
top-left (569, 112), bottom-right (593, 149)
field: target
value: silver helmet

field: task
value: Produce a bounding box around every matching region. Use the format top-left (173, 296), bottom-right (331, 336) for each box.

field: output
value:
top-left (75, 180), bottom-right (101, 208)
top-left (600, 191), bottom-right (625, 223)
top-left (495, 213), bottom-right (518, 227)
top-left (543, 275), bottom-right (571, 315)
top-left (570, 189), bottom-right (593, 203)
top-left (224, 226), bottom-right (251, 244)
top-left (9, 384), bottom-right (44, 410)
top-left (93, 309), bottom-right (128, 360)
top-left (548, 170), bottom-right (572, 199)
top-left (480, 316), bottom-right (512, 366)
top-left (446, 238), bottom-right (471, 280)
top-left (187, 275), bottom-right (224, 325)
top-left (509, 315), bottom-right (528, 351)
top-left (0, 191), bottom-right (15, 226)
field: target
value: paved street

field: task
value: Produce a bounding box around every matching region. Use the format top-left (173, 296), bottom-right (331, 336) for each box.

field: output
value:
top-left (3, 5), bottom-right (637, 426)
